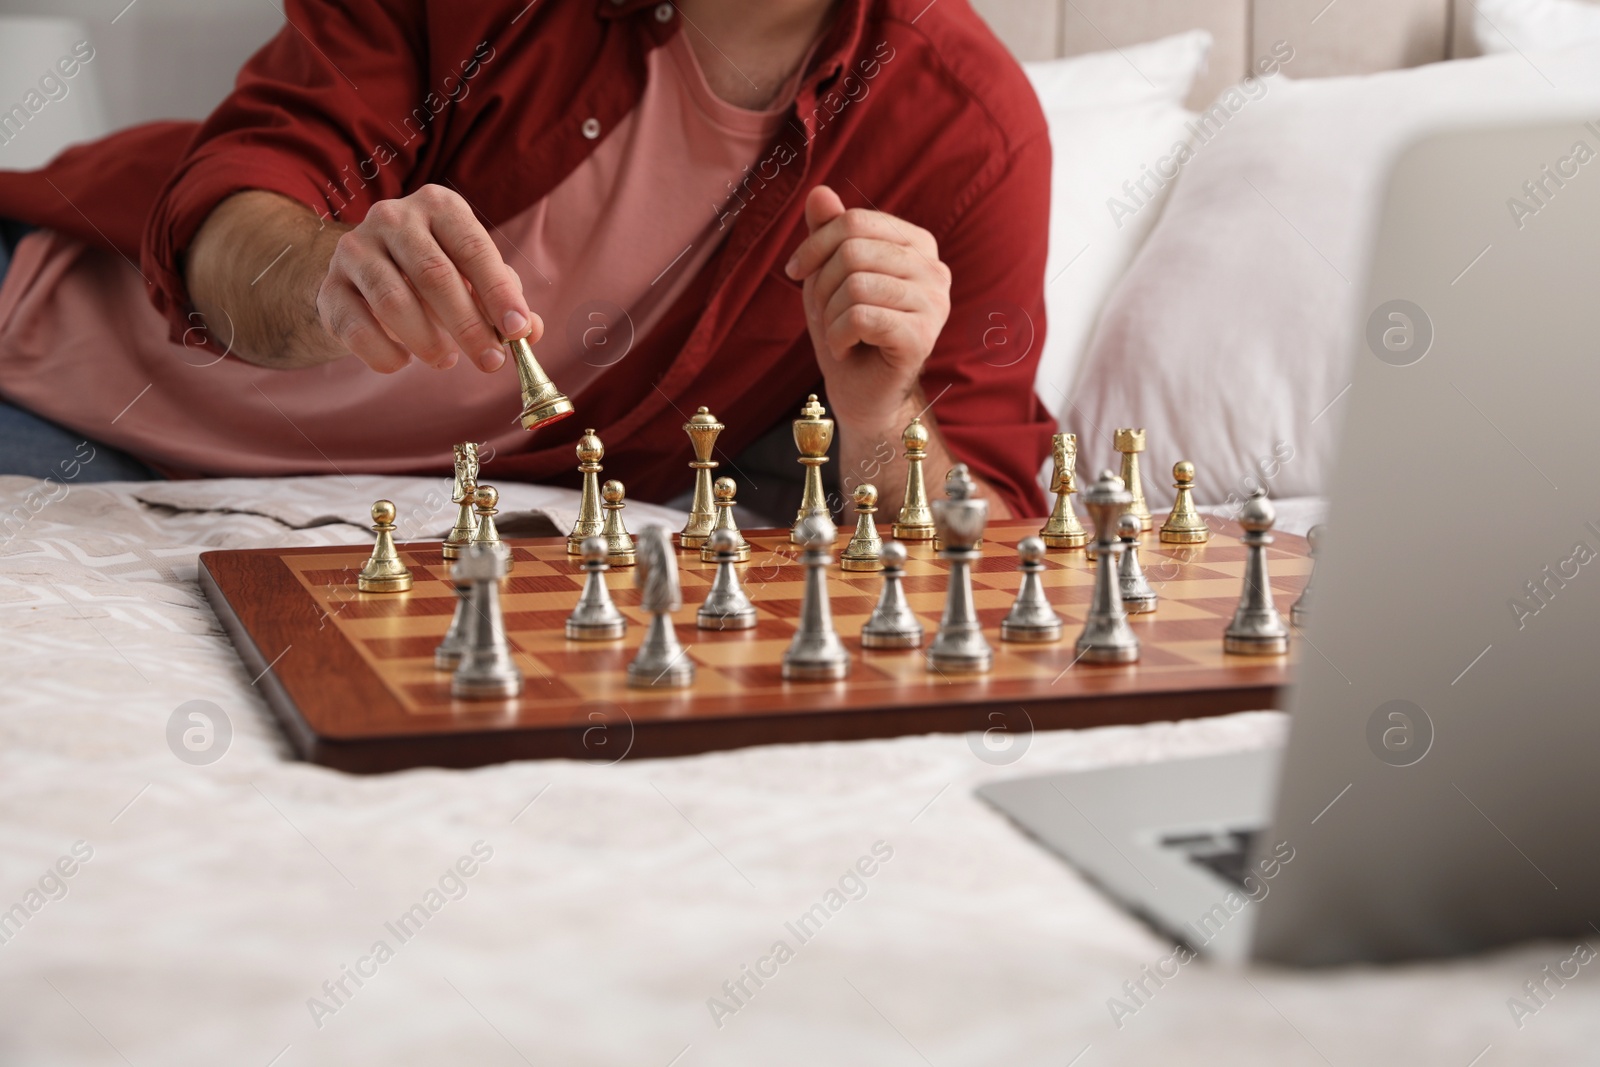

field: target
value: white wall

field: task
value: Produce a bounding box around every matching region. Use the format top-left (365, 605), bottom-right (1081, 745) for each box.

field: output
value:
top-left (0, 0), bottom-right (281, 131)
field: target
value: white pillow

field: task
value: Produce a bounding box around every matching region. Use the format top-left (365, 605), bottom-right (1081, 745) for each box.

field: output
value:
top-left (1474, 0), bottom-right (1600, 53)
top-left (1023, 31), bottom-right (1212, 425)
top-left (1068, 45), bottom-right (1600, 510)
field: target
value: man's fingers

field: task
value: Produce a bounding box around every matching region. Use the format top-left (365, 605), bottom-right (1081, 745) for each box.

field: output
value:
top-left (822, 303), bottom-right (916, 361)
top-left (820, 271), bottom-right (921, 328)
top-left (420, 185), bottom-right (531, 345)
top-left (810, 241), bottom-right (925, 319)
top-left (318, 279), bottom-right (411, 374)
top-left (786, 205), bottom-right (936, 281)
top-left (385, 224), bottom-right (504, 370)
top-left (345, 248), bottom-right (457, 367)
top-left (803, 184), bottom-right (847, 234)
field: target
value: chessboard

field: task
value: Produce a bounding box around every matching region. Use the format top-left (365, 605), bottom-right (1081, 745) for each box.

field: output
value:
top-left (199, 519), bottom-right (1310, 773)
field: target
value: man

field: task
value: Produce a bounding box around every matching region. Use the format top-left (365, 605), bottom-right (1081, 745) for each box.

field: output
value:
top-left (0, 0), bottom-right (1052, 519)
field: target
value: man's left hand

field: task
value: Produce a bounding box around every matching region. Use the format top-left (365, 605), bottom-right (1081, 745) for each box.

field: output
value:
top-left (785, 185), bottom-right (951, 431)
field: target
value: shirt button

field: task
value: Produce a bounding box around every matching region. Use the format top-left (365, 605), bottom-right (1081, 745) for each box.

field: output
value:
top-left (581, 117), bottom-right (602, 139)
top-left (654, 3), bottom-right (673, 20)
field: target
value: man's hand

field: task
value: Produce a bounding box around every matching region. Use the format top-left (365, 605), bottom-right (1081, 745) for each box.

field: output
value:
top-left (318, 184), bottom-right (537, 373)
top-left (186, 185), bottom-right (540, 373)
top-left (783, 185), bottom-right (1011, 520)
top-left (784, 185), bottom-right (951, 428)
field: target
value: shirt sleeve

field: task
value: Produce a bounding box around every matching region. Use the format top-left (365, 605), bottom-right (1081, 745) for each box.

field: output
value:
top-left (140, 0), bottom-right (430, 343)
top-left (920, 128), bottom-right (1054, 517)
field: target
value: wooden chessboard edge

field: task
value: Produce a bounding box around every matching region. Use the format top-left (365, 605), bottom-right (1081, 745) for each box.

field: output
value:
top-left (286, 683), bottom-right (1288, 774)
top-left (198, 557), bottom-right (319, 762)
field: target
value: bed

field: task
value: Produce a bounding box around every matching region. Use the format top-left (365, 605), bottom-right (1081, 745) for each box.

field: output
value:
top-left (4, 0), bottom-right (1600, 1062)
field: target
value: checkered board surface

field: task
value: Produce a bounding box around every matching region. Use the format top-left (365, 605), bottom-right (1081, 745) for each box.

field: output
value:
top-left (200, 520), bottom-right (1309, 771)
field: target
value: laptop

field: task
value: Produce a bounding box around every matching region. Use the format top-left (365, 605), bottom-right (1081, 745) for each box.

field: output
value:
top-left (979, 120), bottom-right (1600, 966)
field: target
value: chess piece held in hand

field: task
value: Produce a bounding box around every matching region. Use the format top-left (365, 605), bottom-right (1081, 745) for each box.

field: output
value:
top-left (358, 500), bottom-right (413, 593)
top-left (927, 464), bottom-right (993, 673)
top-left (627, 526), bottom-right (694, 688)
top-left (1224, 489), bottom-right (1290, 655)
top-left (506, 333), bottom-right (575, 431)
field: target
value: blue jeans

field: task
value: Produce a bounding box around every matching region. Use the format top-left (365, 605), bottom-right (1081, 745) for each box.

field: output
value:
top-left (0, 219), bottom-right (160, 481)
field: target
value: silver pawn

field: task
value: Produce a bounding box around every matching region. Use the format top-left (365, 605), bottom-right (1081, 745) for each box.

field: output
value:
top-left (566, 534), bottom-right (626, 640)
top-left (1075, 470), bottom-right (1140, 664)
top-left (1000, 535), bottom-right (1062, 642)
top-left (698, 527), bottom-right (757, 630)
top-left (861, 541), bottom-right (924, 649)
top-left (928, 464), bottom-right (993, 672)
top-left (451, 542), bottom-right (523, 699)
top-left (1291, 524), bottom-right (1322, 628)
top-left (434, 577), bottom-right (470, 670)
top-left (1224, 489), bottom-right (1291, 655)
top-left (627, 526), bottom-right (695, 688)
top-left (1117, 513), bottom-right (1158, 614)
top-left (782, 512), bottom-right (852, 680)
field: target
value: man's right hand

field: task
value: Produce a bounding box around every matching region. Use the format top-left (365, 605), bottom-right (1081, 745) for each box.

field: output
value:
top-left (186, 185), bottom-right (541, 374)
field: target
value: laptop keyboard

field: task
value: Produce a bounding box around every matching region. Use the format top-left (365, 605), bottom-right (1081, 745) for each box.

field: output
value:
top-left (1159, 827), bottom-right (1263, 889)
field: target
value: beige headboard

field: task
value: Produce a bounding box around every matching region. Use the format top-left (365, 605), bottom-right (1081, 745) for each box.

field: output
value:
top-left (971, 0), bottom-right (1560, 108)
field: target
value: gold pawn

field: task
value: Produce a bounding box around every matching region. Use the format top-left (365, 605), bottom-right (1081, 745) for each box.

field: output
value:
top-left (442, 478), bottom-right (479, 560)
top-left (1160, 461), bottom-right (1212, 544)
top-left (505, 334), bottom-right (575, 431)
top-left (358, 500), bottom-right (413, 593)
top-left (1039, 432), bottom-right (1089, 549)
top-left (1115, 427), bottom-right (1153, 531)
top-left (680, 406), bottom-right (724, 549)
top-left (567, 429), bottom-right (605, 556)
top-left (841, 483), bottom-right (884, 572)
top-left (891, 417), bottom-right (935, 540)
top-left (471, 485), bottom-right (512, 574)
top-left (791, 394), bottom-right (834, 543)
top-left (701, 476), bottom-right (750, 563)
top-left (600, 479), bottom-right (636, 567)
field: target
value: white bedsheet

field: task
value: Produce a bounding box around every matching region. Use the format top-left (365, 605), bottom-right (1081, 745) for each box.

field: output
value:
top-left (0, 475), bottom-right (1589, 1065)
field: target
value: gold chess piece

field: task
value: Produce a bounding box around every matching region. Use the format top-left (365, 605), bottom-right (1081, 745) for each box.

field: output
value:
top-left (451, 442), bottom-right (480, 507)
top-left (791, 394), bottom-right (834, 542)
top-left (1160, 460), bottom-right (1211, 544)
top-left (358, 500), bottom-right (413, 593)
top-left (892, 416), bottom-right (935, 541)
top-left (933, 466), bottom-right (984, 550)
top-left (700, 476), bottom-right (750, 563)
top-left (1040, 432), bottom-right (1089, 549)
top-left (841, 483), bottom-right (884, 572)
top-left (600, 478), bottom-right (636, 567)
top-left (471, 484), bottom-right (511, 573)
top-left (505, 334), bottom-right (575, 431)
top-left (1115, 427), bottom-right (1153, 531)
top-left (442, 477), bottom-right (479, 560)
top-left (568, 429), bottom-right (605, 556)
top-left (680, 406), bottom-right (724, 549)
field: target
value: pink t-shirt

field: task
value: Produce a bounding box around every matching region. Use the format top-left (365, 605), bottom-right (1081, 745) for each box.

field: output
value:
top-left (0, 30), bottom-right (799, 476)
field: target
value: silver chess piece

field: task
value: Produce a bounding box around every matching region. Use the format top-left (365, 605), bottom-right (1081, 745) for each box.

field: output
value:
top-left (1291, 524), bottom-right (1322, 628)
top-left (698, 527), bottom-right (758, 631)
top-left (628, 526), bottom-right (695, 688)
top-left (782, 512), bottom-right (852, 680)
top-left (450, 542), bottom-right (523, 699)
top-left (927, 464), bottom-right (993, 673)
top-left (861, 541), bottom-right (924, 649)
top-left (1075, 470), bottom-right (1140, 664)
top-left (1117, 513), bottom-right (1159, 614)
top-left (434, 576), bottom-right (470, 670)
top-left (1000, 535), bottom-right (1062, 643)
top-left (566, 534), bottom-right (627, 640)
top-left (1224, 489), bottom-right (1291, 655)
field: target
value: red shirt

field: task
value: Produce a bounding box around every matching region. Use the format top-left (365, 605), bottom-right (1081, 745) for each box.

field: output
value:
top-left (0, 0), bottom-right (1053, 515)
